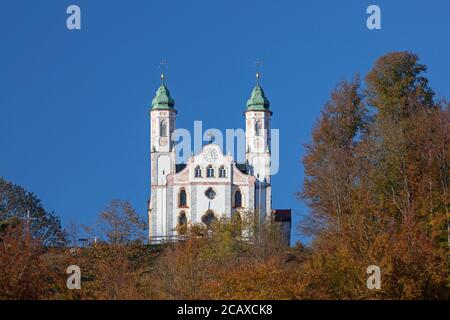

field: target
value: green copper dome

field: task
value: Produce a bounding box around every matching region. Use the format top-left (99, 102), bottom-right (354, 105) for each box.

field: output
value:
top-left (246, 84), bottom-right (270, 111)
top-left (151, 83), bottom-right (175, 110)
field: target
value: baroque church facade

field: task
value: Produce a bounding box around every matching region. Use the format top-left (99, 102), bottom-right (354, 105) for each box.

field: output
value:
top-left (147, 73), bottom-right (291, 244)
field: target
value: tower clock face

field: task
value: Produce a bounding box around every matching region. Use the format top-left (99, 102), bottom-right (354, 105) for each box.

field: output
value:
top-left (203, 148), bottom-right (218, 163)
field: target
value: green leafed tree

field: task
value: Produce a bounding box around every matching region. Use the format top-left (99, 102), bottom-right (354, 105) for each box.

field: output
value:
top-left (365, 51), bottom-right (434, 120)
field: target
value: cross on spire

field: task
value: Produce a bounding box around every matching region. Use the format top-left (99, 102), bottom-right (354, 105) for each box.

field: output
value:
top-left (159, 59), bottom-right (167, 85)
top-left (255, 58), bottom-right (262, 85)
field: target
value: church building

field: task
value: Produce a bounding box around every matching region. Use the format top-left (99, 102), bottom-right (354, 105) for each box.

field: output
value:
top-left (147, 72), bottom-right (291, 245)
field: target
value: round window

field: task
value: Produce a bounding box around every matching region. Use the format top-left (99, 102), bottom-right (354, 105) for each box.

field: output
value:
top-left (205, 187), bottom-right (216, 200)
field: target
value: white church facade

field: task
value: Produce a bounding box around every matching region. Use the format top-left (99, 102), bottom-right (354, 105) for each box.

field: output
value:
top-left (147, 73), bottom-right (291, 245)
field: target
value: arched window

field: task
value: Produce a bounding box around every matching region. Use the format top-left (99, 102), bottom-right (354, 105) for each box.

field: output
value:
top-left (178, 211), bottom-right (187, 235)
top-left (195, 166), bottom-right (202, 178)
top-left (255, 120), bottom-right (262, 136)
top-left (178, 211), bottom-right (187, 225)
top-left (160, 120), bottom-right (167, 137)
top-left (202, 210), bottom-right (216, 228)
top-left (234, 190), bottom-right (242, 208)
top-left (179, 188), bottom-right (187, 207)
top-left (219, 166), bottom-right (226, 178)
top-left (206, 165), bottom-right (215, 178)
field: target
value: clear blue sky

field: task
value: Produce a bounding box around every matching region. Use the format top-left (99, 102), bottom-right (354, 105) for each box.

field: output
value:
top-left (1, 0), bottom-right (449, 244)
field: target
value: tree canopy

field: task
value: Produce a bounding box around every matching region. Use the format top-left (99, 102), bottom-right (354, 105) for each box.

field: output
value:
top-left (0, 177), bottom-right (66, 246)
top-left (300, 51), bottom-right (449, 298)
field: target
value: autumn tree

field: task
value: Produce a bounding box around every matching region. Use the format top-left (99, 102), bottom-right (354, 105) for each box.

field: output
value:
top-left (96, 200), bottom-right (147, 245)
top-left (363, 52), bottom-right (449, 297)
top-left (301, 77), bottom-right (367, 234)
top-left (300, 52), bottom-right (449, 299)
top-left (145, 213), bottom-right (296, 299)
top-left (0, 222), bottom-right (60, 299)
top-left (61, 200), bottom-right (149, 299)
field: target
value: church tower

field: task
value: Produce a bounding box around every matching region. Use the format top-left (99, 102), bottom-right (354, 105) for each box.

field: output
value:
top-left (245, 72), bottom-right (272, 221)
top-left (148, 74), bottom-right (177, 240)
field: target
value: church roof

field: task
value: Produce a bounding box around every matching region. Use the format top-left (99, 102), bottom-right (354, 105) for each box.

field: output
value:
top-left (246, 73), bottom-right (270, 111)
top-left (235, 163), bottom-right (249, 174)
top-left (247, 85), bottom-right (270, 111)
top-left (151, 81), bottom-right (175, 110)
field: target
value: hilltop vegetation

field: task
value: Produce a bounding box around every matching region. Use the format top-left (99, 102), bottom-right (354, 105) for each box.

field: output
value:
top-left (0, 52), bottom-right (448, 300)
